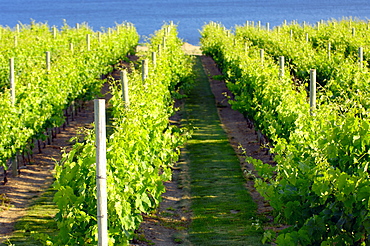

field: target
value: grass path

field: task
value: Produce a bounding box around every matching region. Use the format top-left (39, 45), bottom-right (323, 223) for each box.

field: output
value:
top-left (184, 56), bottom-right (264, 245)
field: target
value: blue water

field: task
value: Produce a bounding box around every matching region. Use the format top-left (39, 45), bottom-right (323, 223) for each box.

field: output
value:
top-left (1, 0), bottom-right (369, 44)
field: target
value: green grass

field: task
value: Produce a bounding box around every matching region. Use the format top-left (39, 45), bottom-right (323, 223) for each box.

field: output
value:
top-left (182, 56), bottom-right (265, 245)
top-left (1, 187), bottom-right (58, 246)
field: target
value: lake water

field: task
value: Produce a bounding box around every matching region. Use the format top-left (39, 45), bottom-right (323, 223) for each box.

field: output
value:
top-left (1, 0), bottom-right (370, 44)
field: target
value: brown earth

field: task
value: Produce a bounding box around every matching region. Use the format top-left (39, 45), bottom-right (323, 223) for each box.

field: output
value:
top-left (0, 43), bottom-right (275, 245)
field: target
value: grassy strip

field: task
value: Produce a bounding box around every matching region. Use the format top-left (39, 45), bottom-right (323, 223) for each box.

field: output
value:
top-left (0, 187), bottom-right (57, 246)
top-left (183, 56), bottom-right (265, 245)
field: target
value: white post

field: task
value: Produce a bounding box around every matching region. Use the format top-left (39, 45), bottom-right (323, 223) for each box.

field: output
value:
top-left (142, 59), bottom-right (148, 82)
top-left (87, 34), bottom-right (91, 51)
top-left (359, 47), bottom-right (364, 69)
top-left (305, 33), bottom-right (309, 42)
top-left (120, 70), bottom-right (129, 106)
top-left (10, 58), bottom-right (17, 176)
top-left (260, 49), bottom-right (264, 64)
top-left (244, 42), bottom-right (248, 54)
top-left (108, 28), bottom-right (112, 38)
top-left (14, 36), bottom-right (17, 47)
top-left (70, 43), bottom-right (74, 53)
top-left (53, 26), bottom-right (57, 39)
top-left (279, 56), bottom-right (285, 78)
top-left (162, 36), bottom-right (166, 48)
top-left (266, 22), bottom-right (270, 31)
top-left (327, 42), bottom-right (331, 59)
top-left (94, 99), bottom-right (108, 246)
top-left (310, 69), bottom-right (316, 115)
top-left (46, 51), bottom-right (51, 71)
top-left (10, 58), bottom-right (15, 104)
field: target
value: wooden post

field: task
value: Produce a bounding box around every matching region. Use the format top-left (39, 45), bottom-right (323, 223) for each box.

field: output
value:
top-left (71, 101), bottom-right (75, 121)
top-left (11, 155), bottom-right (18, 177)
top-left (152, 52), bottom-right (156, 68)
top-left (142, 59), bottom-right (148, 82)
top-left (46, 51), bottom-right (51, 71)
top-left (279, 56), bottom-right (285, 78)
top-left (94, 99), bottom-right (108, 246)
top-left (157, 44), bottom-right (161, 56)
top-left (310, 69), bottom-right (316, 115)
top-left (98, 32), bottom-right (101, 43)
top-left (120, 70), bottom-right (129, 106)
top-left (359, 47), bottom-right (364, 69)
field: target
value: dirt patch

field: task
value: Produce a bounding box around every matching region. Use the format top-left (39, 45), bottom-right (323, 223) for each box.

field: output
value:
top-left (181, 43), bottom-right (201, 56)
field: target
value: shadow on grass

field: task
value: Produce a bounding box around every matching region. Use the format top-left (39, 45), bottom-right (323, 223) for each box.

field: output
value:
top-left (1, 187), bottom-right (58, 246)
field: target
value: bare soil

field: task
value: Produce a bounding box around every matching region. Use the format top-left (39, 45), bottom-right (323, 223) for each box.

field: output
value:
top-left (0, 43), bottom-right (276, 245)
